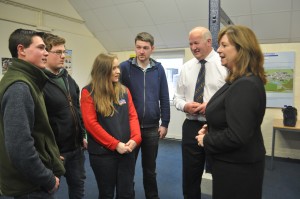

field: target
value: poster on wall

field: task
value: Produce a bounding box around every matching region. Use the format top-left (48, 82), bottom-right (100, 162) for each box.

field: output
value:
top-left (2, 58), bottom-right (12, 75)
top-left (64, 49), bottom-right (72, 75)
top-left (264, 51), bottom-right (295, 108)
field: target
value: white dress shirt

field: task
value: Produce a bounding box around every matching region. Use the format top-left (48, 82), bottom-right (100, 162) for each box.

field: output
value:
top-left (173, 49), bottom-right (228, 121)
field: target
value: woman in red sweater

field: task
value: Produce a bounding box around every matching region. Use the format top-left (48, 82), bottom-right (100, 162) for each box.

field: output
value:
top-left (80, 53), bottom-right (142, 199)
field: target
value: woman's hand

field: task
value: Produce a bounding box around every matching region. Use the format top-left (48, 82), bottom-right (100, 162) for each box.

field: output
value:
top-left (195, 124), bottom-right (208, 147)
top-left (116, 142), bottom-right (131, 154)
top-left (125, 140), bottom-right (137, 151)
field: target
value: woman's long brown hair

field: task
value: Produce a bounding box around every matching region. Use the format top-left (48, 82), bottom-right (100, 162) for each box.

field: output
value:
top-left (89, 53), bottom-right (125, 117)
top-left (218, 25), bottom-right (267, 84)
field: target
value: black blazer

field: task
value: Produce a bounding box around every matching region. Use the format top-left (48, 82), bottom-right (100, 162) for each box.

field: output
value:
top-left (204, 75), bottom-right (266, 163)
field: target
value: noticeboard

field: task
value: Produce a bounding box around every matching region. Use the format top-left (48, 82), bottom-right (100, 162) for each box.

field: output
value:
top-left (264, 52), bottom-right (295, 108)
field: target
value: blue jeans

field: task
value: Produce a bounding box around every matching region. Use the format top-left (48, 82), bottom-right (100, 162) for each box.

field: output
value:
top-left (89, 152), bottom-right (135, 199)
top-left (14, 191), bottom-right (55, 199)
top-left (135, 127), bottom-right (160, 199)
top-left (61, 148), bottom-right (86, 199)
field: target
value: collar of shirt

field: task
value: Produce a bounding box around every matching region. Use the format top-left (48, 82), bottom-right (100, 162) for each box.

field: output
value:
top-left (132, 57), bottom-right (155, 71)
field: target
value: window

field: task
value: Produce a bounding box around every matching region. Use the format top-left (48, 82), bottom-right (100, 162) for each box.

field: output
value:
top-left (152, 50), bottom-right (184, 101)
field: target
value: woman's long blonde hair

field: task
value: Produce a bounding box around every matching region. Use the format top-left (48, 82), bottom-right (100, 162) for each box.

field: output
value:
top-left (89, 53), bottom-right (125, 117)
top-left (218, 25), bottom-right (267, 84)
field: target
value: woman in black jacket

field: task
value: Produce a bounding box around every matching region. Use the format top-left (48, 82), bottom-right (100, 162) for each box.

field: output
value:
top-left (196, 25), bottom-right (267, 199)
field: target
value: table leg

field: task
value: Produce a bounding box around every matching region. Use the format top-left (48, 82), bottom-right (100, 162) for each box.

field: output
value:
top-left (271, 128), bottom-right (276, 170)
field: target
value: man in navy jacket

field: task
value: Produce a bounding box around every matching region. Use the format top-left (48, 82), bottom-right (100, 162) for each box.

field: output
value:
top-left (120, 32), bottom-right (170, 199)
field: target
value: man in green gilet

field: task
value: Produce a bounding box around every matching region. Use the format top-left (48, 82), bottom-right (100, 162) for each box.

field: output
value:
top-left (0, 29), bottom-right (65, 199)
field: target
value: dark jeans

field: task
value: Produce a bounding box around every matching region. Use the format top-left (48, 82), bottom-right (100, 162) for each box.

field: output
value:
top-left (14, 191), bottom-right (55, 199)
top-left (135, 127), bottom-right (160, 199)
top-left (61, 148), bottom-right (86, 199)
top-left (182, 119), bottom-right (206, 199)
top-left (89, 152), bottom-right (135, 199)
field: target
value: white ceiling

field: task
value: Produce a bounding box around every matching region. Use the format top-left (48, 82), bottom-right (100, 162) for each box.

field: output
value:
top-left (68, 0), bottom-right (300, 52)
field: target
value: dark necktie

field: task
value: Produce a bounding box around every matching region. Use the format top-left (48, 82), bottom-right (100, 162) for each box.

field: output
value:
top-left (193, 60), bottom-right (207, 103)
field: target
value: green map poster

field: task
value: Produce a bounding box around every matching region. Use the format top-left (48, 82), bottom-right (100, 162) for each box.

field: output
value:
top-left (264, 52), bottom-right (295, 108)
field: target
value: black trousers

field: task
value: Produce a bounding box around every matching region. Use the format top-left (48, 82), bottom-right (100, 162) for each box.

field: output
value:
top-left (89, 152), bottom-right (135, 199)
top-left (182, 119), bottom-right (206, 199)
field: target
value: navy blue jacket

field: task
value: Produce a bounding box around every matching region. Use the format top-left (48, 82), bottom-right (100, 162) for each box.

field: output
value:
top-left (120, 58), bottom-right (170, 128)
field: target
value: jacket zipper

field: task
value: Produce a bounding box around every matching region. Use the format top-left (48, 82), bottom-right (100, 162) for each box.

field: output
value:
top-left (50, 76), bottom-right (81, 146)
top-left (141, 70), bottom-right (147, 128)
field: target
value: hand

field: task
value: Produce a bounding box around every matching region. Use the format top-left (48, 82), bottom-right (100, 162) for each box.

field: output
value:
top-left (195, 134), bottom-right (205, 147)
top-left (116, 142), bottom-right (131, 154)
top-left (158, 126), bottom-right (168, 139)
top-left (195, 124), bottom-right (208, 147)
top-left (125, 139), bottom-right (137, 151)
top-left (197, 102), bottom-right (207, 115)
top-left (199, 124), bottom-right (208, 135)
top-left (184, 102), bottom-right (202, 115)
top-left (82, 138), bottom-right (88, 150)
top-left (59, 156), bottom-right (64, 161)
top-left (48, 176), bottom-right (60, 193)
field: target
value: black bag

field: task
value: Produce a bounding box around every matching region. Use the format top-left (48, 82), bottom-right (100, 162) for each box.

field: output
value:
top-left (282, 106), bottom-right (297, 127)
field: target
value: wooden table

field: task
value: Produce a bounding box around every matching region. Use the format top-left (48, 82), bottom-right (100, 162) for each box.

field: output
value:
top-left (271, 119), bottom-right (300, 170)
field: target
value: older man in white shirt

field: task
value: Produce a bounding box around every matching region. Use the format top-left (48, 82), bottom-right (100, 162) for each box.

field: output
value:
top-left (173, 26), bottom-right (228, 199)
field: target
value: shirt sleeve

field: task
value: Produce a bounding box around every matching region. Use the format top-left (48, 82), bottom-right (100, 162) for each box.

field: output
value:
top-left (173, 66), bottom-right (187, 112)
top-left (127, 89), bottom-right (142, 145)
top-left (2, 82), bottom-right (56, 191)
top-left (80, 88), bottom-right (120, 151)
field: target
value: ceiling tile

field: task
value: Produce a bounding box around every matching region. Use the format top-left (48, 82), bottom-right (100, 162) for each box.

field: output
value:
top-left (68, 0), bottom-right (299, 52)
top-left (80, 11), bottom-right (107, 32)
top-left (259, 38), bottom-right (290, 44)
top-left (113, 0), bottom-right (141, 4)
top-left (222, 0), bottom-right (251, 16)
top-left (253, 12), bottom-right (291, 40)
top-left (85, 0), bottom-right (114, 9)
top-left (94, 31), bottom-right (120, 52)
top-left (291, 11), bottom-right (300, 39)
top-left (108, 29), bottom-right (135, 51)
top-left (290, 37), bottom-right (300, 43)
top-left (235, 15), bottom-right (252, 28)
top-left (68, 0), bottom-right (90, 12)
top-left (116, 2), bottom-right (154, 27)
top-left (130, 26), bottom-right (166, 48)
top-left (292, 0), bottom-right (300, 10)
top-left (251, 0), bottom-right (292, 14)
top-left (175, 0), bottom-right (209, 21)
top-left (157, 22), bottom-right (188, 48)
top-left (93, 6), bottom-right (128, 30)
top-left (184, 19), bottom-right (209, 32)
top-left (143, 0), bottom-right (182, 24)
